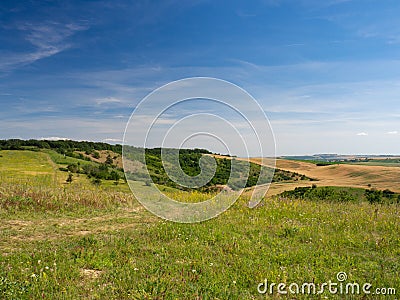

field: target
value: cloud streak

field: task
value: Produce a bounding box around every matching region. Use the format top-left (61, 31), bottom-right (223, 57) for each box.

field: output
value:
top-left (0, 21), bottom-right (89, 71)
top-left (356, 132), bottom-right (368, 136)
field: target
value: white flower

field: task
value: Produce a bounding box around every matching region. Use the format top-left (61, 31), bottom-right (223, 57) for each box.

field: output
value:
top-left (209, 263), bottom-right (213, 266)
top-left (31, 273), bottom-right (37, 278)
top-left (134, 268), bottom-right (139, 271)
top-left (192, 269), bottom-right (196, 273)
top-left (233, 280), bottom-right (236, 284)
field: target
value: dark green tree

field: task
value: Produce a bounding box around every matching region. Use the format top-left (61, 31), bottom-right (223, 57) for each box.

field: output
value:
top-left (67, 163), bottom-right (78, 173)
top-left (105, 155), bottom-right (113, 165)
top-left (92, 178), bottom-right (101, 186)
top-left (365, 188), bottom-right (382, 204)
top-left (92, 151), bottom-right (100, 159)
top-left (66, 173), bottom-right (73, 184)
top-left (110, 170), bottom-right (120, 184)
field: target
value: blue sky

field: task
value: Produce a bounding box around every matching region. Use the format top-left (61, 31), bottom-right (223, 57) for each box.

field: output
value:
top-left (1, 0), bottom-right (400, 155)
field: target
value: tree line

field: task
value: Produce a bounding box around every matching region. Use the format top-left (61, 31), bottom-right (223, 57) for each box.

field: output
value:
top-left (0, 139), bottom-right (122, 154)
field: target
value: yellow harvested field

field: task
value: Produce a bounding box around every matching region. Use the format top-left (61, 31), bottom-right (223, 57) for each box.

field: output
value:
top-left (248, 158), bottom-right (400, 195)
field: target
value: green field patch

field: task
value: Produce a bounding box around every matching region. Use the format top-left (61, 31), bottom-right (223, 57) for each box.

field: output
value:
top-left (43, 149), bottom-right (97, 168)
top-left (0, 150), bottom-right (54, 174)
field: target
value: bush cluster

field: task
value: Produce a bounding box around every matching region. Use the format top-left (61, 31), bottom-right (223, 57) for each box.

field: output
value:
top-left (61, 163), bottom-right (122, 183)
top-left (281, 186), bottom-right (400, 204)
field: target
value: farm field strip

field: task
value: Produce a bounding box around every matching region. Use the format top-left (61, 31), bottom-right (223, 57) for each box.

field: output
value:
top-left (246, 158), bottom-right (400, 195)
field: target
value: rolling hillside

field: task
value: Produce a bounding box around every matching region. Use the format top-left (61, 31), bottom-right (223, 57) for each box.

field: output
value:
top-left (245, 157), bottom-right (400, 196)
top-left (0, 139), bottom-right (313, 191)
top-left (0, 142), bottom-right (399, 298)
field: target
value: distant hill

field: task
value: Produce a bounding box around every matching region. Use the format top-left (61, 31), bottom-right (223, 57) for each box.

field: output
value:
top-left (123, 146), bottom-right (314, 192)
top-left (282, 153), bottom-right (400, 162)
top-left (0, 139), bottom-right (313, 191)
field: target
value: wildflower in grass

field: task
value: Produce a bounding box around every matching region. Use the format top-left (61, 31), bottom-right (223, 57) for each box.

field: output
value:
top-left (192, 269), bottom-right (196, 273)
top-left (134, 267), bottom-right (139, 271)
top-left (209, 263), bottom-right (213, 266)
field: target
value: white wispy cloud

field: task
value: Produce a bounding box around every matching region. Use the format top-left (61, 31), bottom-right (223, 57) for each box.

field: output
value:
top-left (40, 136), bottom-right (70, 141)
top-left (102, 138), bottom-right (123, 143)
top-left (317, 4), bottom-right (400, 45)
top-left (356, 132), bottom-right (368, 136)
top-left (95, 97), bottom-right (124, 105)
top-left (0, 21), bottom-right (89, 71)
top-left (0, 48), bottom-right (63, 71)
top-left (386, 131), bottom-right (398, 135)
top-left (2, 117), bottom-right (125, 142)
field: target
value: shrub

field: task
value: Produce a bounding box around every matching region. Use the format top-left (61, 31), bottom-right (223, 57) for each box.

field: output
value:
top-left (365, 188), bottom-right (382, 204)
top-left (67, 163), bottom-right (78, 173)
top-left (66, 173), bottom-right (73, 184)
top-left (281, 186), bottom-right (357, 202)
top-left (109, 170), bottom-right (120, 183)
top-left (382, 189), bottom-right (395, 198)
top-left (92, 178), bottom-right (101, 186)
top-left (315, 162), bottom-right (333, 166)
top-left (105, 155), bottom-right (113, 165)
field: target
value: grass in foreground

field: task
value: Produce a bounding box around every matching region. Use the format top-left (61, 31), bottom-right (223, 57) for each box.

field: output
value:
top-left (1, 186), bottom-right (399, 299)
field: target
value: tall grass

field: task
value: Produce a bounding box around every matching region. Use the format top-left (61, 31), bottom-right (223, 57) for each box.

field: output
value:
top-left (0, 175), bottom-right (135, 212)
top-left (1, 194), bottom-right (399, 299)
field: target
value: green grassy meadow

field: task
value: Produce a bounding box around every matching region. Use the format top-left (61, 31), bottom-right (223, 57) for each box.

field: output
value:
top-left (0, 150), bottom-right (399, 299)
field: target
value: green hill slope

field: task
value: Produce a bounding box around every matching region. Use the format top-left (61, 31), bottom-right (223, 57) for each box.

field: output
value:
top-left (0, 139), bottom-right (312, 191)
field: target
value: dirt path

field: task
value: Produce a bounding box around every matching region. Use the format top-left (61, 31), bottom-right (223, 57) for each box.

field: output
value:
top-left (0, 207), bottom-right (155, 254)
